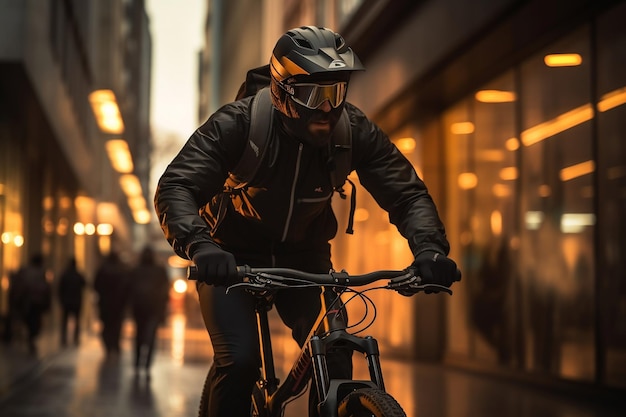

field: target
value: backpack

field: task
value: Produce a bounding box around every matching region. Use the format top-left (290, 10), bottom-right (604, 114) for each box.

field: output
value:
top-left (230, 65), bottom-right (356, 234)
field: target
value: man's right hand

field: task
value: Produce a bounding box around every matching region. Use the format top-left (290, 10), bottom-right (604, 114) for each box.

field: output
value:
top-left (191, 243), bottom-right (237, 286)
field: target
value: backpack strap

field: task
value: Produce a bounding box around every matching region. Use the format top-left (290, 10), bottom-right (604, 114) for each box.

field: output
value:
top-left (329, 110), bottom-right (352, 190)
top-left (328, 110), bottom-right (355, 234)
top-left (228, 87), bottom-right (273, 188)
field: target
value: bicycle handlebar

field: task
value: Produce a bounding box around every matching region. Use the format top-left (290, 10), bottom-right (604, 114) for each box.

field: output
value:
top-left (187, 265), bottom-right (458, 295)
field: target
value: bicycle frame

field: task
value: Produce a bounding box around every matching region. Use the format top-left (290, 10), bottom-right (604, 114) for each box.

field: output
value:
top-left (252, 286), bottom-right (387, 417)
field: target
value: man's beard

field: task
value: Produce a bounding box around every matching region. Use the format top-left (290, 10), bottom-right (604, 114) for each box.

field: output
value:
top-left (280, 103), bottom-right (344, 147)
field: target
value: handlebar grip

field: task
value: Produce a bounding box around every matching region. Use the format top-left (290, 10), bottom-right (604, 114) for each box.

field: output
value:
top-left (187, 265), bottom-right (198, 280)
top-left (186, 265), bottom-right (249, 281)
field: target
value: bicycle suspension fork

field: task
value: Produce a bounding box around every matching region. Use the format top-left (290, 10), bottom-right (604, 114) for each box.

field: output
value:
top-left (310, 288), bottom-right (387, 397)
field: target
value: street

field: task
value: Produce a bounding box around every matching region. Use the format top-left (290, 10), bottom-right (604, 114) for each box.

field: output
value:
top-left (0, 312), bottom-right (623, 417)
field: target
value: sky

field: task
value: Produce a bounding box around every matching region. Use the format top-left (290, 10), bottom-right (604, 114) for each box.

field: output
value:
top-left (145, 0), bottom-right (206, 189)
top-left (145, 0), bottom-right (206, 141)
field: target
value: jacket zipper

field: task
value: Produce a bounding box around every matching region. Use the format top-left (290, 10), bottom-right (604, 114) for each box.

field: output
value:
top-left (281, 143), bottom-right (303, 242)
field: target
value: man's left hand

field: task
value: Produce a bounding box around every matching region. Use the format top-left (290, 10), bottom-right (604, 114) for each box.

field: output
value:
top-left (412, 251), bottom-right (461, 291)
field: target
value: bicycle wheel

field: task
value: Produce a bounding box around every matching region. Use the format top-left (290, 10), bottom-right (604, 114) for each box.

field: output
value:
top-left (337, 388), bottom-right (406, 417)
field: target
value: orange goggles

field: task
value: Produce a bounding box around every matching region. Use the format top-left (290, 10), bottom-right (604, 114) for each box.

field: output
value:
top-left (283, 82), bottom-right (348, 109)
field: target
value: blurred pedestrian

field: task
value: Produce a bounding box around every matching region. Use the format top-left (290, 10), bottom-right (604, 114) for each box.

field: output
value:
top-left (129, 246), bottom-right (170, 378)
top-left (17, 253), bottom-right (51, 355)
top-left (94, 251), bottom-right (130, 358)
top-left (57, 257), bottom-right (86, 347)
top-left (1, 269), bottom-right (25, 345)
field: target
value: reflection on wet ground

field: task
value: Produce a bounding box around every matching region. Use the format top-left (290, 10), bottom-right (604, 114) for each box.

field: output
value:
top-left (0, 311), bottom-right (623, 417)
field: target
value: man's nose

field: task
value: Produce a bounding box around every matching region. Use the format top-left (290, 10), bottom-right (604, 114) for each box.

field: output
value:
top-left (318, 100), bottom-right (332, 112)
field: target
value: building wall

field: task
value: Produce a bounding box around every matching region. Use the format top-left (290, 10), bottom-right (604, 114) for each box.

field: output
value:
top-left (334, 0), bottom-right (626, 391)
top-left (200, 0), bottom-right (284, 119)
top-left (0, 0), bottom-right (152, 326)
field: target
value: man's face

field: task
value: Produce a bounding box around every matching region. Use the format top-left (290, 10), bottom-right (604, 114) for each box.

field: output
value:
top-left (282, 75), bottom-right (350, 147)
top-left (306, 90), bottom-right (343, 143)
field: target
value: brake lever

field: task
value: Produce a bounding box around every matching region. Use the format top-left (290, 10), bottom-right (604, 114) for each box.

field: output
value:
top-left (388, 273), bottom-right (453, 295)
top-left (388, 274), bottom-right (421, 290)
top-left (416, 283), bottom-right (453, 295)
top-left (225, 273), bottom-right (290, 294)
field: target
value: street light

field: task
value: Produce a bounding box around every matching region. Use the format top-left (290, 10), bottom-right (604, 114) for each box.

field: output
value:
top-left (88, 89), bottom-right (125, 134)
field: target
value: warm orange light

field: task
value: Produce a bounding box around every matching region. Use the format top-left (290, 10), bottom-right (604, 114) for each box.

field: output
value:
top-left (450, 122), bottom-right (475, 135)
top-left (521, 103), bottom-right (593, 146)
top-left (475, 90), bottom-right (516, 103)
top-left (173, 279), bottom-right (188, 294)
top-left (560, 160), bottom-right (595, 182)
top-left (395, 137), bottom-right (416, 153)
top-left (88, 89), bottom-right (125, 134)
top-left (74, 196), bottom-right (95, 213)
top-left (84, 223), bottom-right (96, 235)
top-left (14, 235), bottom-right (24, 247)
top-left (598, 86), bottom-right (626, 112)
top-left (99, 235), bottom-right (111, 255)
top-left (561, 213), bottom-right (595, 233)
top-left (73, 222), bottom-right (85, 235)
top-left (96, 223), bottom-right (113, 236)
top-left (492, 184), bottom-right (511, 197)
top-left (490, 210), bottom-right (502, 236)
top-left (128, 195), bottom-right (147, 211)
top-left (499, 167), bottom-right (518, 180)
top-left (133, 208), bottom-right (152, 224)
top-left (477, 149), bottom-right (505, 162)
top-left (57, 218), bottom-right (69, 236)
top-left (544, 53), bottom-right (582, 67)
top-left (119, 174), bottom-right (142, 197)
top-left (105, 139), bottom-right (134, 173)
top-left (458, 172), bottom-right (478, 189)
top-left (505, 137), bottom-right (520, 151)
top-left (59, 196), bottom-right (72, 209)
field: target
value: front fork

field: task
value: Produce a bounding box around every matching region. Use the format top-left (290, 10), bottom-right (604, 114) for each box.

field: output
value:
top-left (311, 289), bottom-right (387, 417)
top-left (310, 334), bottom-right (386, 397)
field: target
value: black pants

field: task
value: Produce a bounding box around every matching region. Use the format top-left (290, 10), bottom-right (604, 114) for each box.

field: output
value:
top-left (24, 307), bottom-right (44, 353)
top-left (197, 281), bottom-right (353, 417)
top-left (133, 315), bottom-right (160, 370)
top-left (100, 310), bottom-right (124, 355)
top-left (60, 304), bottom-right (82, 346)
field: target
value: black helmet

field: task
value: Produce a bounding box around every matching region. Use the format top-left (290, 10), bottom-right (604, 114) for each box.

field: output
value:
top-left (269, 26), bottom-right (364, 146)
top-left (270, 26), bottom-right (364, 84)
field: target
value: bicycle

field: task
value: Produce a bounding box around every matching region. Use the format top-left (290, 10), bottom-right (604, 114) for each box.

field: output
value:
top-left (189, 265), bottom-right (458, 417)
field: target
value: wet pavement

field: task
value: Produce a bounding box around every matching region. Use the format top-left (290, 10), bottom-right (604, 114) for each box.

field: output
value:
top-left (0, 312), bottom-right (624, 417)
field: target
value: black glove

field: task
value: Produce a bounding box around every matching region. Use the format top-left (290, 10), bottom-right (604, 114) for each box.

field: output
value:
top-left (191, 243), bottom-right (237, 286)
top-left (412, 251), bottom-right (460, 293)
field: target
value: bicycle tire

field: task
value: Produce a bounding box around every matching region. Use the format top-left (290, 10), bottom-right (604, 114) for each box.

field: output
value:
top-left (198, 369), bottom-right (211, 417)
top-left (337, 388), bottom-right (406, 417)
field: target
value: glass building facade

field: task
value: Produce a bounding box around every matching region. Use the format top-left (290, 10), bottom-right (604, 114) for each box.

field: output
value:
top-left (440, 3), bottom-right (626, 387)
top-left (330, 0), bottom-right (625, 391)
top-left (201, 0), bottom-right (626, 396)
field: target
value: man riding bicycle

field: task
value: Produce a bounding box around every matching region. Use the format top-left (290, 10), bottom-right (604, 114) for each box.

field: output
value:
top-left (154, 26), bottom-right (460, 417)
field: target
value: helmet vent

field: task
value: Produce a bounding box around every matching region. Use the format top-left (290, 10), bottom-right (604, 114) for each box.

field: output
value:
top-left (294, 38), bottom-right (313, 49)
top-left (335, 35), bottom-right (346, 50)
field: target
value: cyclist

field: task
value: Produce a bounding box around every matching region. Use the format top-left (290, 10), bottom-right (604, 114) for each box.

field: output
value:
top-left (155, 26), bottom-right (460, 417)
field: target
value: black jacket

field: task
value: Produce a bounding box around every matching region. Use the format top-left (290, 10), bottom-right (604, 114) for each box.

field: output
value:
top-left (154, 97), bottom-right (450, 267)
